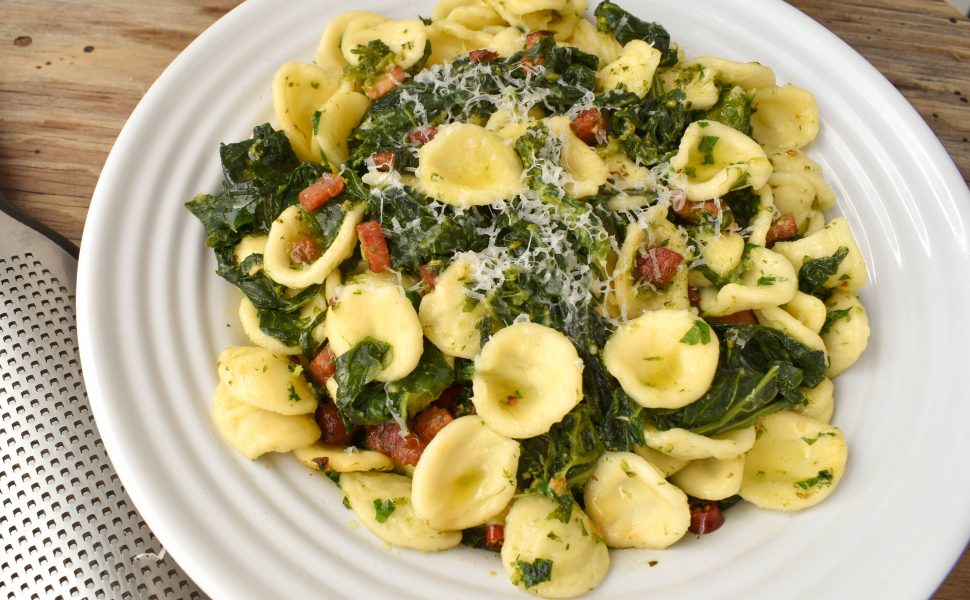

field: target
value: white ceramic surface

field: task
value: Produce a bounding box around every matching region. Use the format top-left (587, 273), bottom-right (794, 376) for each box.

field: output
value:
top-left (77, 1), bottom-right (970, 598)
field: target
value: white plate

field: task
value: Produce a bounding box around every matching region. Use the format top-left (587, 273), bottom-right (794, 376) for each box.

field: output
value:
top-left (78, 1), bottom-right (970, 598)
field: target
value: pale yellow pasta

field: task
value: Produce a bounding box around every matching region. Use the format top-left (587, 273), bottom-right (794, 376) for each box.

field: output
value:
top-left (694, 230), bottom-right (746, 283)
top-left (426, 22), bottom-right (498, 65)
top-left (262, 204), bottom-right (365, 289)
top-left (272, 61), bottom-right (340, 163)
top-left (669, 120), bottom-right (773, 201)
top-left (685, 55), bottom-right (776, 90)
top-left (564, 17), bottom-right (622, 65)
top-left (744, 185), bottom-right (777, 248)
top-left (314, 11), bottom-right (375, 75)
top-left (583, 451), bottom-right (690, 549)
top-left (418, 260), bottom-right (487, 359)
top-left (698, 246), bottom-right (798, 316)
top-left (233, 234), bottom-right (268, 275)
top-left (325, 272), bottom-right (424, 382)
top-left (793, 377), bottom-right (835, 424)
top-left (642, 424), bottom-right (756, 461)
top-left (211, 383), bottom-right (320, 460)
top-left (472, 322), bottom-right (584, 438)
top-left (411, 416), bottom-right (520, 530)
top-left (596, 40), bottom-right (662, 98)
top-left (544, 116), bottom-right (610, 198)
top-left (416, 122), bottom-right (525, 207)
top-left (312, 89), bottom-right (370, 167)
top-left (603, 310), bottom-right (719, 409)
top-left (772, 217), bottom-right (868, 292)
top-left (659, 65), bottom-right (720, 110)
top-left (339, 472), bottom-right (462, 551)
top-left (769, 149), bottom-right (836, 213)
top-left (292, 442), bottom-right (395, 473)
top-left (822, 291), bottom-right (871, 378)
top-left (783, 291), bottom-right (827, 334)
top-left (632, 444), bottom-right (689, 477)
top-left (217, 346), bottom-right (317, 415)
top-left (501, 494), bottom-right (609, 598)
top-left (341, 15), bottom-right (430, 71)
top-left (751, 84), bottom-right (820, 151)
top-left (670, 454), bottom-right (745, 501)
top-left (434, 0), bottom-right (506, 27)
top-left (238, 298), bottom-right (301, 355)
top-left (754, 306), bottom-right (827, 356)
top-left (612, 211), bottom-right (690, 318)
top-left (740, 411), bottom-right (847, 510)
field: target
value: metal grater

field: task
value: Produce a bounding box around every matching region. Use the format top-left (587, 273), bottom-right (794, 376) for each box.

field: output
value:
top-left (0, 208), bottom-right (206, 599)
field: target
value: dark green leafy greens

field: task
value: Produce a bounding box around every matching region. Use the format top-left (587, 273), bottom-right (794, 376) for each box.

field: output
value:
top-left (649, 324), bottom-right (827, 436)
top-left (704, 86), bottom-right (755, 135)
top-left (798, 247), bottom-right (849, 297)
top-left (594, 1), bottom-right (678, 67)
top-left (515, 558), bottom-right (554, 588)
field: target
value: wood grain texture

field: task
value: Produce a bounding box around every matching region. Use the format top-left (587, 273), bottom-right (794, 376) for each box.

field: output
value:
top-left (0, 0), bottom-right (967, 597)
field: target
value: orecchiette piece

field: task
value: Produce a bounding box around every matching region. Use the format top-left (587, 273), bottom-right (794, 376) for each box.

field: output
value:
top-left (750, 84), bottom-right (820, 151)
top-left (698, 246), bottom-right (799, 316)
top-left (633, 444), bottom-right (689, 477)
top-left (341, 16), bottom-right (429, 71)
top-left (603, 310), bottom-right (719, 409)
top-left (419, 260), bottom-right (487, 359)
top-left (783, 291), bottom-right (827, 334)
top-left (312, 89), bottom-right (370, 167)
top-left (685, 56), bottom-right (776, 90)
top-left (293, 442), bottom-right (395, 473)
top-left (339, 472), bottom-right (462, 551)
top-left (544, 116), bottom-right (610, 198)
top-left (564, 18), bottom-right (622, 65)
top-left (211, 383), bottom-right (320, 460)
top-left (754, 306), bottom-right (827, 356)
top-left (272, 61), bottom-right (340, 163)
top-left (597, 40), bottom-right (662, 98)
top-left (772, 217), bottom-right (868, 292)
top-left (217, 346), bottom-right (316, 415)
top-left (744, 185), bottom-right (777, 248)
top-left (314, 11), bottom-right (375, 75)
top-left (426, 21), bottom-right (497, 65)
top-left (233, 234), bottom-right (268, 274)
top-left (416, 122), bottom-right (525, 207)
top-left (669, 454), bottom-right (745, 501)
top-left (641, 423), bottom-right (756, 461)
top-left (792, 377), bottom-right (835, 424)
top-left (583, 451), bottom-right (691, 549)
top-left (262, 204), bottom-right (365, 289)
top-left (740, 411), bottom-right (847, 510)
top-left (472, 322), bottom-right (584, 439)
top-left (659, 65), bottom-right (720, 110)
top-left (238, 298), bottom-right (301, 355)
top-left (325, 273), bottom-right (425, 382)
top-left (695, 230), bottom-right (746, 283)
top-left (501, 494), bottom-right (609, 599)
top-left (411, 416), bottom-right (520, 530)
top-left (769, 149), bottom-right (836, 213)
top-left (821, 291), bottom-right (870, 378)
top-left (669, 120), bottom-right (772, 201)
top-left (435, 0), bottom-right (506, 28)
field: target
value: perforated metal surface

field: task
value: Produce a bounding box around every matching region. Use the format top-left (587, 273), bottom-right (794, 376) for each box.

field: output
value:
top-left (0, 213), bottom-right (205, 599)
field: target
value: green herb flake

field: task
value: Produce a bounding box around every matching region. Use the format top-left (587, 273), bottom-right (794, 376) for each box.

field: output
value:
top-left (287, 384), bottom-right (300, 402)
top-left (820, 308), bottom-right (852, 335)
top-left (515, 558), bottom-right (553, 588)
top-left (756, 275), bottom-right (777, 287)
top-left (801, 432), bottom-right (837, 446)
top-left (698, 135), bottom-right (719, 165)
top-left (794, 469), bottom-right (834, 490)
top-left (680, 320), bottom-right (712, 345)
top-left (373, 498), bottom-right (397, 523)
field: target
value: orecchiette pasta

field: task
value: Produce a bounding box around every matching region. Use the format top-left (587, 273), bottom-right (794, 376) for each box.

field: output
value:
top-left (419, 260), bottom-right (487, 358)
top-left (584, 451), bottom-right (691, 549)
top-left (597, 40), bottom-right (662, 98)
top-left (821, 291), bottom-right (871, 378)
top-left (772, 217), bottom-right (869, 292)
top-left (740, 411), bottom-right (847, 510)
top-left (339, 472), bottom-right (462, 551)
top-left (292, 442), bottom-right (395, 473)
top-left (238, 298), bottom-right (301, 355)
top-left (272, 61), bottom-right (340, 163)
top-left (793, 377), bottom-right (835, 424)
top-left (641, 423), bottom-right (757, 461)
top-left (472, 322), bottom-right (584, 438)
top-left (669, 120), bottom-right (773, 201)
top-left (211, 383), bottom-right (320, 460)
top-left (411, 416), bottom-right (520, 530)
top-left (604, 310), bottom-right (719, 409)
top-left (544, 116), bottom-right (610, 198)
top-left (312, 89), bottom-right (370, 167)
top-left (750, 84), bottom-right (820, 151)
top-left (217, 346), bottom-right (317, 415)
top-left (698, 246), bottom-right (799, 316)
top-left (685, 55), bottom-right (776, 90)
top-left (501, 495), bottom-right (609, 598)
top-left (669, 454), bottom-right (745, 501)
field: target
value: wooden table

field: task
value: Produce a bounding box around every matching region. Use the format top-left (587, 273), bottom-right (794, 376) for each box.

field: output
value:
top-left (1, 0), bottom-right (968, 597)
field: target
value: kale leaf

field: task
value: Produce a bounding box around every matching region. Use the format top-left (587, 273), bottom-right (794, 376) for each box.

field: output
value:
top-left (594, 0), bottom-right (677, 67)
top-left (345, 40), bottom-right (397, 85)
top-left (798, 247), bottom-right (849, 297)
top-left (704, 86), bottom-right (755, 135)
top-left (601, 87), bottom-right (692, 167)
top-left (648, 324), bottom-right (827, 436)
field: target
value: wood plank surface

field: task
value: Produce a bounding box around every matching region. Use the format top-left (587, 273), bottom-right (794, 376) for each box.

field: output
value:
top-left (0, 0), bottom-right (968, 597)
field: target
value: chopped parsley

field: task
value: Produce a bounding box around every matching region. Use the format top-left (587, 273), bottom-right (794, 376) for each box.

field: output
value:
top-left (801, 432), bottom-right (837, 446)
top-left (794, 469), bottom-right (834, 490)
top-left (373, 498), bottom-right (400, 523)
top-left (515, 558), bottom-right (553, 588)
top-left (287, 384), bottom-right (300, 402)
top-left (820, 308), bottom-right (852, 334)
top-left (680, 320), bottom-right (712, 345)
top-left (698, 135), bottom-right (719, 165)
